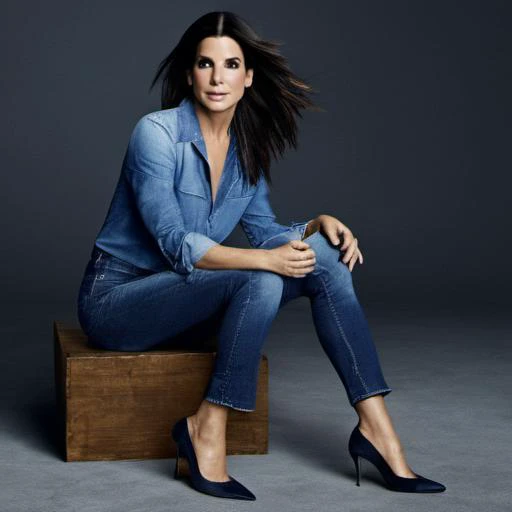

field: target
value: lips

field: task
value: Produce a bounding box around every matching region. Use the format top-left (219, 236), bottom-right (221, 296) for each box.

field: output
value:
top-left (206, 92), bottom-right (227, 101)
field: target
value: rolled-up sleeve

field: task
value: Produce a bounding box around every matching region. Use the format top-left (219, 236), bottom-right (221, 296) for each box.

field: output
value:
top-left (123, 116), bottom-right (218, 274)
top-left (239, 176), bottom-right (313, 249)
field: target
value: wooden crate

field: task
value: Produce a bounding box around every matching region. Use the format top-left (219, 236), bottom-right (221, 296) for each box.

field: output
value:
top-left (53, 321), bottom-right (268, 462)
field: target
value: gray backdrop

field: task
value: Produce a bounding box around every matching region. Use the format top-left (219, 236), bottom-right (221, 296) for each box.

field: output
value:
top-left (1, 0), bottom-right (510, 310)
top-left (1, 3), bottom-right (512, 512)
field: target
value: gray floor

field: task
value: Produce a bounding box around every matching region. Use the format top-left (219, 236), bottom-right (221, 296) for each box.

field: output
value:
top-left (1, 299), bottom-right (510, 512)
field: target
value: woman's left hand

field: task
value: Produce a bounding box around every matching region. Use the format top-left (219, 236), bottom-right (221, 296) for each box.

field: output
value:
top-left (317, 214), bottom-right (363, 272)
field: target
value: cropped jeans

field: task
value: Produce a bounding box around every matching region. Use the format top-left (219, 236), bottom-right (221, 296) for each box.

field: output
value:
top-left (77, 230), bottom-right (392, 412)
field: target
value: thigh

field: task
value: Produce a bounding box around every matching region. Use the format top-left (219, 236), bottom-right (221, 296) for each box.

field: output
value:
top-left (78, 247), bottom-right (249, 351)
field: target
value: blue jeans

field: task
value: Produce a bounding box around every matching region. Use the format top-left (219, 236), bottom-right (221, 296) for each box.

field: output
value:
top-left (77, 230), bottom-right (392, 412)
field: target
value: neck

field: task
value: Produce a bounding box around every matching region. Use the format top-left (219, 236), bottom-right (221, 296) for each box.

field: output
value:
top-left (193, 99), bottom-right (234, 141)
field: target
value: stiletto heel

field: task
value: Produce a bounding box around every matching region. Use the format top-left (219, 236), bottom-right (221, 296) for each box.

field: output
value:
top-left (174, 446), bottom-right (181, 479)
top-left (171, 416), bottom-right (256, 500)
top-left (351, 453), bottom-right (361, 486)
top-left (348, 424), bottom-right (446, 493)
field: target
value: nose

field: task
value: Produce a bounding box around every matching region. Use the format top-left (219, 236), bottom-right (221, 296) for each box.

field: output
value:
top-left (210, 65), bottom-right (224, 85)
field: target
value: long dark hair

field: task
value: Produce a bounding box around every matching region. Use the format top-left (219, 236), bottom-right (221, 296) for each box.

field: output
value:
top-left (149, 11), bottom-right (321, 186)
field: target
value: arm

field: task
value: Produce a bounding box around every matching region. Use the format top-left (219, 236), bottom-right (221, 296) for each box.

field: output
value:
top-left (194, 244), bottom-right (270, 270)
top-left (239, 176), bottom-right (315, 248)
top-left (197, 176), bottom-right (317, 272)
top-left (123, 116), bottom-right (218, 275)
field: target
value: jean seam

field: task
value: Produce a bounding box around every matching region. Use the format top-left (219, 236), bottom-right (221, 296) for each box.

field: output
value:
top-left (86, 291), bottom-right (111, 339)
top-left (219, 270), bottom-right (253, 403)
top-left (317, 264), bottom-right (370, 394)
top-left (90, 275), bottom-right (99, 297)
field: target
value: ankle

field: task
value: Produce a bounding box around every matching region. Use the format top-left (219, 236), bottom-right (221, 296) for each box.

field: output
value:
top-left (189, 413), bottom-right (226, 441)
top-left (358, 419), bottom-right (387, 437)
top-left (358, 422), bottom-right (400, 447)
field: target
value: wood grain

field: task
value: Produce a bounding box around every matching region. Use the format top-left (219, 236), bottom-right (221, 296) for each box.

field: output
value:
top-left (53, 321), bottom-right (268, 462)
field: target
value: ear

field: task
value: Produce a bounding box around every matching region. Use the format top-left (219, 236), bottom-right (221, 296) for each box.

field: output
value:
top-left (245, 68), bottom-right (254, 88)
top-left (186, 69), bottom-right (193, 86)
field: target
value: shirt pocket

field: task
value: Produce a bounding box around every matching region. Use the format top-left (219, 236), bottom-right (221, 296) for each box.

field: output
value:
top-left (224, 186), bottom-right (257, 222)
top-left (175, 173), bottom-right (209, 224)
top-left (175, 172), bottom-right (208, 199)
top-left (226, 175), bottom-right (257, 199)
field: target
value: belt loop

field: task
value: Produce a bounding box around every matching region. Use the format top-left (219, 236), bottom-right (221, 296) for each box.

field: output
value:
top-left (94, 250), bottom-right (103, 265)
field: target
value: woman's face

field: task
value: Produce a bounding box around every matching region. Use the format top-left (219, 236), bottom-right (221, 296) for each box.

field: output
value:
top-left (187, 36), bottom-right (253, 113)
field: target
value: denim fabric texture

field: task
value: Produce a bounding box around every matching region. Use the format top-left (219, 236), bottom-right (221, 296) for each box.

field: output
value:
top-left (77, 95), bottom-right (392, 411)
top-left (93, 95), bottom-right (311, 275)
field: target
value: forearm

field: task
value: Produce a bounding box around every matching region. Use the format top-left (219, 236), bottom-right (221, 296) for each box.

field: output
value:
top-left (194, 244), bottom-right (270, 271)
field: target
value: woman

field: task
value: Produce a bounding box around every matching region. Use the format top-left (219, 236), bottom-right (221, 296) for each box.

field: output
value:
top-left (77, 11), bottom-right (446, 501)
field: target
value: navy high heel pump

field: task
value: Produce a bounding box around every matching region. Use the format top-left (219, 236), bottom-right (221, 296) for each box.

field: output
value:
top-left (171, 416), bottom-right (256, 500)
top-left (348, 424), bottom-right (446, 493)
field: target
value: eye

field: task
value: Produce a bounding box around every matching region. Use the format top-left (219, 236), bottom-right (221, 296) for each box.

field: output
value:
top-left (226, 61), bottom-right (240, 69)
top-left (197, 58), bottom-right (211, 68)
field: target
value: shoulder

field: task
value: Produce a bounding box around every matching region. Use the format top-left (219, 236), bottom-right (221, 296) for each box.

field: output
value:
top-left (130, 107), bottom-right (180, 144)
top-left (123, 106), bottom-right (185, 172)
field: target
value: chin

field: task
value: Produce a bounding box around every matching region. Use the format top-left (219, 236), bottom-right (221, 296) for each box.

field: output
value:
top-left (203, 99), bottom-right (237, 112)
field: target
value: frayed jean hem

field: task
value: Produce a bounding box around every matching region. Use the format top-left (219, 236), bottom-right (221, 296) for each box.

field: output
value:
top-left (350, 387), bottom-right (392, 407)
top-left (204, 395), bottom-right (255, 412)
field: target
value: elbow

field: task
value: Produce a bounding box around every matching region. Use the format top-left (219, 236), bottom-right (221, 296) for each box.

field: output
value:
top-left (158, 230), bottom-right (219, 275)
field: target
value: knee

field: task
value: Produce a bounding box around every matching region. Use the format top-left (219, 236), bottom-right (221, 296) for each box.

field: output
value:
top-left (251, 270), bottom-right (284, 304)
top-left (307, 232), bottom-right (355, 285)
top-left (228, 269), bottom-right (284, 304)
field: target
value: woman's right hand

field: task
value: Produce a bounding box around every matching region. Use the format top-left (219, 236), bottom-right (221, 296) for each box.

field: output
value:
top-left (263, 240), bottom-right (316, 278)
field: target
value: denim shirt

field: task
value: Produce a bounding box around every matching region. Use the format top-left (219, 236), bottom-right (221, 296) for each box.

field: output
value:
top-left (93, 96), bottom-right (311, 274)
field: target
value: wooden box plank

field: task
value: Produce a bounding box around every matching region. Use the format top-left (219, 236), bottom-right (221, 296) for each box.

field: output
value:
top-left (53, 321), bottom-right (268, 462)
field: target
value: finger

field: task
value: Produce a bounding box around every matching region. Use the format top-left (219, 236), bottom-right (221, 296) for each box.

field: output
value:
top-left (292, 255), bottom-right (316, 269)
top-left (342, 238), bottom-right (357, 264)
top-left (349, 252), bottom-right (358, 272)
top-left (296, 263), bottom-right (316, 277)
top-left (349, 248), bottom-right (363, 271)
top-left (292, 265), bottom-right (315, 278)
top-left (339, 228), bottom-right (353, 251)
top-left (291, 248), bottom-right (315, 261)
top-left (325, 226), bottom-right (341, 246)
top-left (290, 240), bottom-right (310, 251)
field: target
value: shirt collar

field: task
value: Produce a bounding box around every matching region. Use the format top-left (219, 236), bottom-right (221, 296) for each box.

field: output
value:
top-left (177, 95), bottom-right (234, 143)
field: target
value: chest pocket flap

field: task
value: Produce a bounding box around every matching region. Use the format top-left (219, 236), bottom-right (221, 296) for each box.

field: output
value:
top-left (175, 170), bottom-right (208, 199)
top-left (226, 173), bottom-right (257, 199)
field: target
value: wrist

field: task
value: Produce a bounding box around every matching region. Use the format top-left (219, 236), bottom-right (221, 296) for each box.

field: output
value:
top-left (258, 249), bottom-right (273, 271)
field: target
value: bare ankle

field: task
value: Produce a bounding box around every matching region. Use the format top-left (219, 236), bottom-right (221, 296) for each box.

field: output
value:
top-left (190, 402), bottom-right (228, 439)
top-left (358, 421), bottom-right (400, 447)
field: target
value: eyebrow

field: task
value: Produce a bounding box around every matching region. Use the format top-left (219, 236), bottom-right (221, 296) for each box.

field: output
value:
top-left (197, 55), bottom-right (241, 62)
